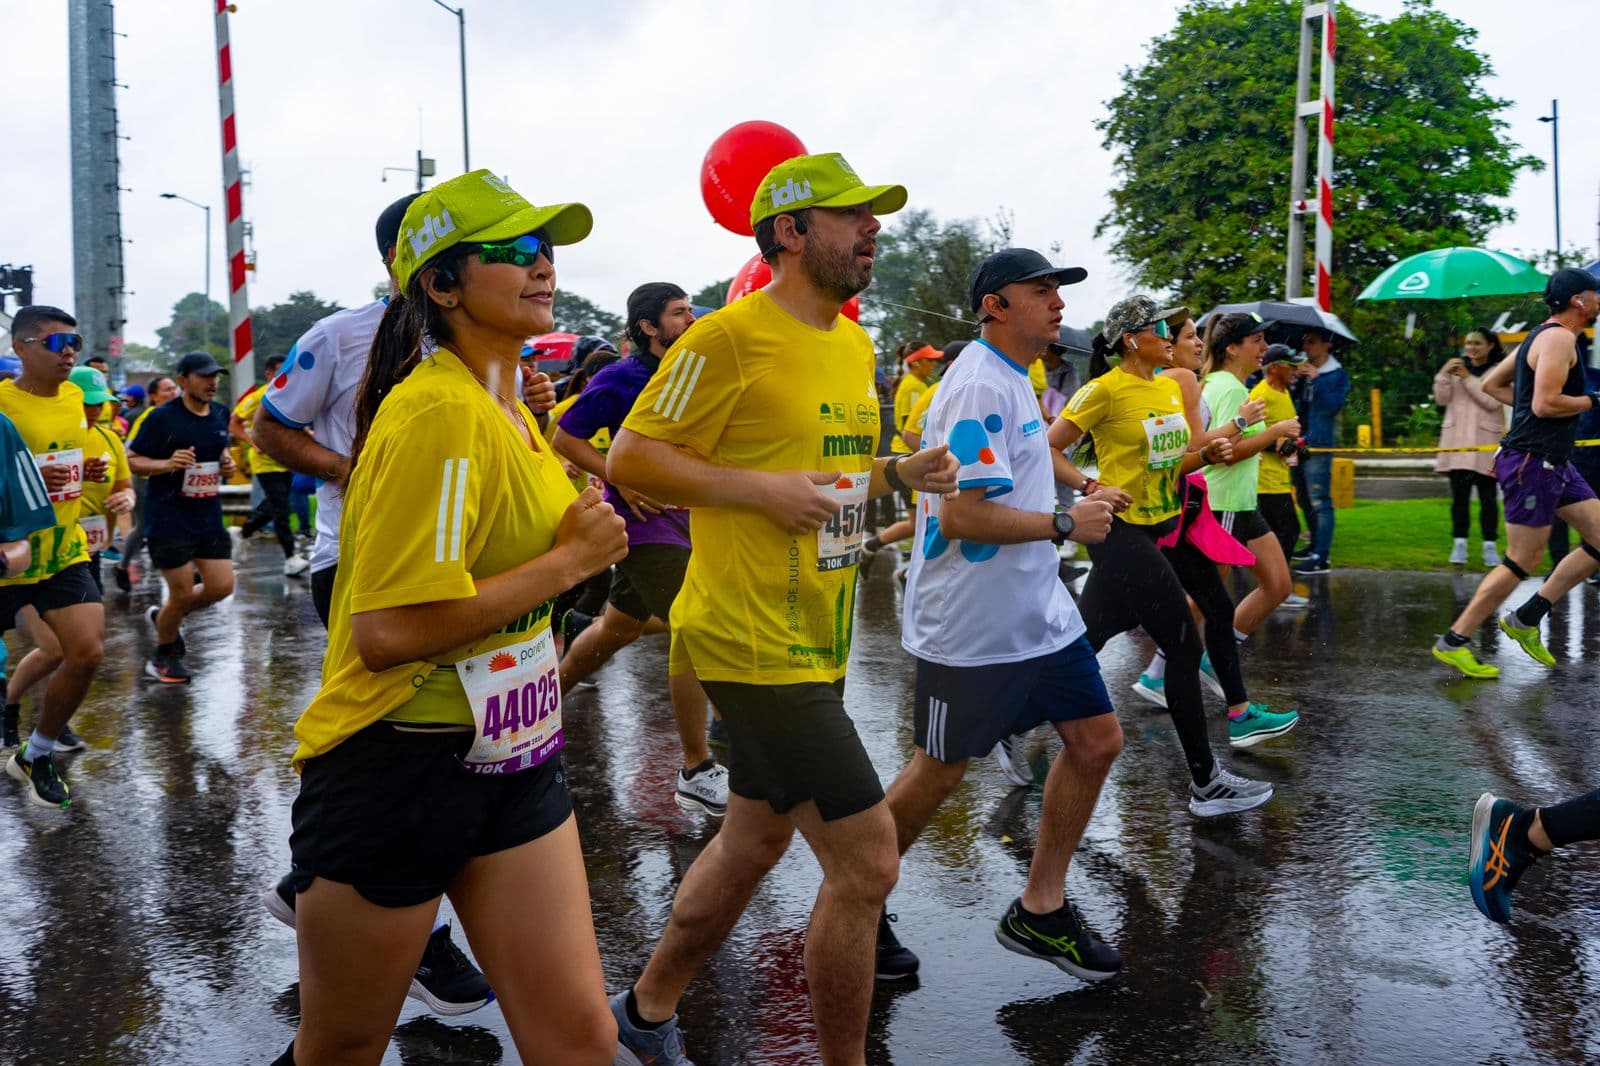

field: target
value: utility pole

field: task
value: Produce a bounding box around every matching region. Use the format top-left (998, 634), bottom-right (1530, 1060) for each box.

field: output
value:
top-left (1538, 101), bottom-right (1561, 256)
top-left (430, 1), bottom-right (470, 172)
top-left (68, 0), bottom-right (128, 374)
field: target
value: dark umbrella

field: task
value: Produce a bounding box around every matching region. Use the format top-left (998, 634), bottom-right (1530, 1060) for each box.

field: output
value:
top-left (1195, 300), bottom-right (1358, 344)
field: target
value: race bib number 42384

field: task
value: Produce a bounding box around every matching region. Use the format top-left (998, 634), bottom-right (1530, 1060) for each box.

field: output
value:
top-left (817, 471), bottom-right (870, 572)
top-left (1143, 415), bottom-right (1189, 471)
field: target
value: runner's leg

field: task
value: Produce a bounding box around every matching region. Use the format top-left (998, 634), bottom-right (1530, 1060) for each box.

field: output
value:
top-left (258, 472), bottom-right (297, 559)
top-left (1233, 530), bottom-right (1292, 635)
top-left (32, 600), bottom-right (103, 743)
top-left (559, 604), bottom-right (645, 690)
top-left (1023, 713), bottom-right (1122, 914)
top-left (1446, 521), bottom-right (1549, 637)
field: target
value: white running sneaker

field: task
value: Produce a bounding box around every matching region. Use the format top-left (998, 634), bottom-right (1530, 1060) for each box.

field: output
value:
top-left (1188, 766), bottom-right (1273, 817)
top-left (1278, 593), bottom-right (1310, 611)
top-left (674, 762), bottom-right (729, 818)
top-left (283, 554), bottom-right (310, 577)
top-left (1449, 538), bottom-right (1468, 565)
top-left (1482, 542), bottom-right (1500, 568)
top-left (992, 733), bottom-right (1034, 787)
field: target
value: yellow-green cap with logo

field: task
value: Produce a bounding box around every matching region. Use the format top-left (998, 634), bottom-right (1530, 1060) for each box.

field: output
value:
top-left (393, 169), bottom-right (594, 291)
top-left (748, 152), bottom-right (907, 230)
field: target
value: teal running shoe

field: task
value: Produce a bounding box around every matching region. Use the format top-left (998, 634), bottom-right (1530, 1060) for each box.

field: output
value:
top-left (1228, 703), bottom-right (1299, 748)
top-left (1198, 651), bottom-right (1225, 699)
top-left (1130, 674), bottom-right (1166, 708)
top-left (1469, 792), bottom-right (1539, 924)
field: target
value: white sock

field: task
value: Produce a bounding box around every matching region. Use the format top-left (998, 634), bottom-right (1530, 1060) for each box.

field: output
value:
top-left (1146, 651), bottom-right (1167, 680)
top-left (1233, 627), bottom-right (1248, 644)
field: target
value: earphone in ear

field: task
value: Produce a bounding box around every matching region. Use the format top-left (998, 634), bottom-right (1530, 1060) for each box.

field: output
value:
top-left (995, 294), bottom-right (1009, 309)
top-left (792, 216), bottom-right (808, 235)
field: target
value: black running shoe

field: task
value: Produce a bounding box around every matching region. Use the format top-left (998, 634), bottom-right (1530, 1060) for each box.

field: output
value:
top-left (558, 608), bottom-right (594, 655)
top-left (6, 743), bottom-right (70, 809)
top-left (876, 909), bottom-right (920, 981)
top-left (145, 653), bottom-right (192, 684)
top-left (410, 923), bottom-right (494, 1016)
top-left (146, 605), bottom-right (185, 657)
top-left (2, 704), bottom-right (17, 749)
top-left (994, 897), bottom-right (1122, 982)
top-left (53, 725), bottom-right (86, 752)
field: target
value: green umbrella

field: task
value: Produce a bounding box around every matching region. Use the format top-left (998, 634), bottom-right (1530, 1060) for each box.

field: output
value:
top-left (1357, 247), bottom-right (1548, 301)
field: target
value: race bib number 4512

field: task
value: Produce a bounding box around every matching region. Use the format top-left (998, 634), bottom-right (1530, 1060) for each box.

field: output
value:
top-left (817, 471), bottom-right (870, 572)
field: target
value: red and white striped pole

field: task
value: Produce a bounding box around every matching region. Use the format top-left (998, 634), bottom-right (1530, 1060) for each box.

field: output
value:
top-left (1314, 5), bottom-right (1335, 313)
top-left (214, 0), bottom-right (254, 403)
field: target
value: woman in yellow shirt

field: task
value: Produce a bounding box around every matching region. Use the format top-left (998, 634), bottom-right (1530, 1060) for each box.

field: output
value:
top-left (1047, 295), bottom-right (1273, 817)
top-left (278, 171), bottom-right (627, 1066)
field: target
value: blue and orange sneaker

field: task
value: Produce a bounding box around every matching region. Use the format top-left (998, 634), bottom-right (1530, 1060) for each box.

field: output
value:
top-left (1469, 792), bottom-right (1539, 924)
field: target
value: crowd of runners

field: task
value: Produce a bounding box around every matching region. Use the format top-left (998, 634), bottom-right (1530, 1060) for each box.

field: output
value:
top-left (3, 157), bottom-right (1599, 1065)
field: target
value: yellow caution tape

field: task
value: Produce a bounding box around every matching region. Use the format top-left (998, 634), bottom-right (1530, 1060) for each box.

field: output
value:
top-left (1306, 439), bottom-right (1600, 455)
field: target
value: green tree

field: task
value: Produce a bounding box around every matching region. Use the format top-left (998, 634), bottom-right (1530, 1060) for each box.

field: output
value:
top-left (691, 278), bottom-right (732, 311)
top-left (1098, 0), bottom-right (1540, 434)
top-left (862, 208), bottom-right (1010, 357)
top-left (251, 291), bottom-right (344, 362)
top-left (556, 291), bottom-right (623, 342)
top-left (155, 292), bottom-right (228, 361)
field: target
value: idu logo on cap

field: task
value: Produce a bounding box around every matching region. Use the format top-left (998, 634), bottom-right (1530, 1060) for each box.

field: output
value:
top-left (409, 210), bottom-right (457, 256)
top-left (770, 177), bottom-right (813, 210)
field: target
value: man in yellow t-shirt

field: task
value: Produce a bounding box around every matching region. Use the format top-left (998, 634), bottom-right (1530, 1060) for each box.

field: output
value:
top-left (606, 152), bottom-right (957, 1064)
top-left (1252, 343), bottom-right (1307, 567)
top-left (69, 367), bottom-right (134, 579)
top-left (0, 305), bottom-right (110, 809)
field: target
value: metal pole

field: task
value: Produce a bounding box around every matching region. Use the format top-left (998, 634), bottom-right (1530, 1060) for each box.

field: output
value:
top-left (203, 203), bottom-right (212, 353)
top-left (215, 0), bottom-right (254, 403)
top-left (1314, 4), bottom-right (1336, 312)
top-left (1541, 100), bottom-right (1561, 255)
top-left (431, 1), bottom-right (469, 172)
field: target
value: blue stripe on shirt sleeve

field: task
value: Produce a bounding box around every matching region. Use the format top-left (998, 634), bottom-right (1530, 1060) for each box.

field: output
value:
top-left (260, 393), bottom-right (311, 430)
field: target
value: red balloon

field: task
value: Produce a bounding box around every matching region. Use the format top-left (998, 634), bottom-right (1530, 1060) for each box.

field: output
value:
top-left (701, 121), bottom-right (807, 236)
top-left (726, 254), bottom-right (771, 304)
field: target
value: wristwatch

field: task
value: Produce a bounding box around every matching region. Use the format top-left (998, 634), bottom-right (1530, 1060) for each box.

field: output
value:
top-left (1232, 415), bottom-right (1249, 433)
top-left (1051, 511), bottom-right (1076, 545)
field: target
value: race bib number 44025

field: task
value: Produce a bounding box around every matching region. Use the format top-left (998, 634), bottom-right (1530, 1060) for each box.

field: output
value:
top-left (454, 628), bottom-right (563, 775)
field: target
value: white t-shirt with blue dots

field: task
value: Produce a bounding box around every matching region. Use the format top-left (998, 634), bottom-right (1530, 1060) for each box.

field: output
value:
top-left (902, 339), bottom-right (1086, 667)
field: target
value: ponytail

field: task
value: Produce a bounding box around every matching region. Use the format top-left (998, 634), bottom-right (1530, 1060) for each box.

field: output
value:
top-left (350, 257), bottom-right (460, 472)
top-left (1088, 332), bottom-right (1114, 381)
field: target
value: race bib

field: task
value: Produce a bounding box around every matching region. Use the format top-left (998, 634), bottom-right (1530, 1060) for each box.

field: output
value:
top-left (181, 461), bottom-right (222, 498)
top-left (817, 472), bottom-right (870, 572)
top-left (79, 514), bottom-right (109, 553)
top-left (1143, 415), bottom-right (1189, 471)
top-left (454, 629), bottom-right (563, 775)
top-left (34, 448), bottom-right (83, 503)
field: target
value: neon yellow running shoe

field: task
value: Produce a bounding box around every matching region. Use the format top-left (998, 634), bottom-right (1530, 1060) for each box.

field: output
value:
top-left (1432, 642), bottom-right (1500, 679)
top-left (1498, 611), bottom-right (1556, 667)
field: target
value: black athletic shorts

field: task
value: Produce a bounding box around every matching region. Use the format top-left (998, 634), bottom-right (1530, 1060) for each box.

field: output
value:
top-left (0, 561), bottom-right (102, 632)
top-left (1214, 508), bottom-right (1272, 547)
top-left (700, 679), bottom-right (883, 822)
top-left (608, 543), bottom-right (689, 624)
top-left (290, 720), bottom-right (572, 908)
top-left (311, 564), bottom-right (337, 630)
top-left (148, 532), bottom-right (233, 572)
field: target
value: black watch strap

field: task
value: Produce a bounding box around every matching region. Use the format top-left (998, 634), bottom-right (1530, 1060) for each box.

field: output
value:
top-left (1052, 511), bottom-right (1075, 544)
top-left (884, 455), bottom-right (910, 494)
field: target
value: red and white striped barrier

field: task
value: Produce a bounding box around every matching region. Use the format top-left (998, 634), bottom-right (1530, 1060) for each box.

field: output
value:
top-left (214, 0), bottom-right (254, 402)
top-left (1314, 5), bottom-right (1335, 313)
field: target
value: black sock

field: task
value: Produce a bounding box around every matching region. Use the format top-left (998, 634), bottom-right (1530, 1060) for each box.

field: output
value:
top-left (625, 988), bottom-right (667, 1031)
top-left (1514, 594), bottom-right (1553, 628)
top-left (1443, 630), bottom-right (1470, 648)
top-left (3, 701), bottom-right (15, 718)
top-left (682, 758), bottom-right (716, 778)
top-left (157, 641), bottom-right (180, 656)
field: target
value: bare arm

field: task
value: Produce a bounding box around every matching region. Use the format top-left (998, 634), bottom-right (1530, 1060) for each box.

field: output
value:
top-left (1481, 354), bottom-right (1515, 406)
top-left (0, 539), bottom-right (30, 577)
top-left (253, 405), bottom-right (350, 486)
top-left (227, 411), bottom-right (251, 447)
top-left (1530, 335), bottom-right (1591, 419)
top-left (127, 451), bottom-right (188, 477)
top-left (551, 427), bottom-right (607, 480)
top-left (938, 487), bottom-right (1055, 545)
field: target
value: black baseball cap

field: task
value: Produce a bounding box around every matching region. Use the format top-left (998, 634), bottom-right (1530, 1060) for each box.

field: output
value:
top-left (969, 248), bottom-right (1088, 313)
top-left (376, 192), bottom-right (424, 258)
top-left (176, 352), bottom-right (227, 377)
top-left (1545, 268), bottom-right (1600, 312)
top-left (1262, 343), bottom-right (1306, 367)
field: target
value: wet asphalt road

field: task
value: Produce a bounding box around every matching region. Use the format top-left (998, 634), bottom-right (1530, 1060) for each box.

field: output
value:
top-left (1, 538), bottom-right (1598, 1065)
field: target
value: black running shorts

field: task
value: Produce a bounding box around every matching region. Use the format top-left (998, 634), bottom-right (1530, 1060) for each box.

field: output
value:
top-left (0, 561), bottom-right (102, 633)
top-left (607, 543), bottom-right (690, 624)
top-left (289, 721), bottom-right (572, 907)
top-left (700, 679), bottom-right (883, 822)
top-left (1214, 508), bottom-right (1272, 547)
top-left (148, 532), bottom-right (233, 572)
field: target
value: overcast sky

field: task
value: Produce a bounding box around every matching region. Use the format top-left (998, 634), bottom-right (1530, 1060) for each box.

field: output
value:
top-left (5, 0), bottom-right (1594, 352)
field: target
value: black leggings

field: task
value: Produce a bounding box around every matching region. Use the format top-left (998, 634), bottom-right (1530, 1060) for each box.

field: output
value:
top-left (242, 471), bottom-right (297, 559)
top-left (1448, 470), bottom-right (1498, 541)
top-left (1079, 517), bottom-right (1245, 785)
top-left (1541, 787), bottom-right (1600, 848)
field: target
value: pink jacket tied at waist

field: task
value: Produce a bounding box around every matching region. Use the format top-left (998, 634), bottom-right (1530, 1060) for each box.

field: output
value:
top-left (1156, 471), bottom-right (1256, 567)
top-left (1434, 365), bottom-right (1505, 476)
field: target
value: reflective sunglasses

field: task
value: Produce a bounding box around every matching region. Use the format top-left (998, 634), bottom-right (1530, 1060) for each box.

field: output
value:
top-left (1139, 320), bottom-right (1170, 340)
top-left (475, 232), bottom-right (554, 268)
top-left (22, 333), bottom-right (83, 353)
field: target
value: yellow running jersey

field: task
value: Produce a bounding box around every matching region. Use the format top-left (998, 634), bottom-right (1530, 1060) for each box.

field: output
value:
top-left (542, 392), bottom-right (610, 493)
top-left (0, 381), bottom-right (91, 583)
top-left (293, 350), bottom-right (577, 767)
top-left (891, 372), bottom-right (928, 454)
top-left (1251, 379), bottom-right (1298, 495)
top-left (80, 421), bottom-right (130, 518)
top-left (1061, 367), bottom-right (1189, 525)
top-left (622, 290), bottom-right (877, 685)
top-left (232, 388), bottom-right (286, 475)
top-left (905, 381), bottom-right (940, 440)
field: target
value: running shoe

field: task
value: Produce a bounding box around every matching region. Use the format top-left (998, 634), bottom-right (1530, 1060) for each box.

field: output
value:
top-left (102, 548), bottom-right (123, 562)
top-left (1228, 704), bottom-right (1299, 748)
top-left (6, 742), bottom-right (69, 809)
top-left (1431, 641), bottom-right (1499, 679)
top-left (53, 725), bottom-right (87, 752)
top-left (706, 717), bottom-right (729, 749)
top-left (610, 990), bottom-right (694, 1065)
top-left (1498, 611), bottom-right (1556, 667)
top-left (2, 705), bottom-right (17, 749)
top-left (146, 605), bottom-right (185, 657)
top-left (876, 910), bottom-right (920, 981)
top-left (992, 733), bottom-right (1034, 787)
top-left (558, 608), bottom-right (594, 652)
top-left (283, 554), bottom-right (310, 577)
top-left (857, 540), bottom-right (880, 577)
top-left (144, 653), bottom-right (192, 684)
top-left (1290, 543), bottom-right (1313, 561)
top-left (1278, 593), bottom-right (1310, 610)
top-left (674, 762), bottom-right (729, 819)
top-left (994, 897), bottom-right (1122, 982)
top-left (261, 873), bottom-right (296, 928)
top-left (1188, 766), bottom-right (1273, 817)
top-left (411, 923), bottom-right (494, 1016)
top-left (1483, 542), bottom-right (1501, 568)
top-left (1130, 673), bottom-right (1167, 709)
top-left (1449, 538), bottom-right (1468, 565)
top-left (1469, 792), bottom-right (1539, 924)
top-left (1292, 556), bottom-right (1330, 575)
top-left (113, 565), bottom-right (131, 593)
top-left (1198, 652), bottom-right (1225, 699)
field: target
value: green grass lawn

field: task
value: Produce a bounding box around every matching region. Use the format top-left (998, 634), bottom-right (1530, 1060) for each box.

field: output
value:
top-left (1330, 498), bottom-right (1513, 573)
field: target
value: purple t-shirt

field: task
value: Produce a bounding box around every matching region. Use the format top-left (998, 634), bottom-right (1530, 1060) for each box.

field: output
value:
top-left (559, 354), bottom-right (691, 549)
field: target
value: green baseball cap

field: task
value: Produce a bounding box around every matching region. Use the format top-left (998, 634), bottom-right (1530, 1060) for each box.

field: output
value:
top-left (68, 365), bottom-right (113, 405)
top-left (748, 152), bottom-right (907, 230)
top-left (393, 169), bottom-right (594, 291)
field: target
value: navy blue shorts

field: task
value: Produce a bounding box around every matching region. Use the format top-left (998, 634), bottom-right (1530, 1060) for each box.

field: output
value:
top-left (913, 635), bottom-right (1114, 764)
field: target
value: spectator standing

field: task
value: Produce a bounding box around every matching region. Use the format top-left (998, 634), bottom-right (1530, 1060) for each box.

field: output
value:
top-left (1435, 327), bottom-right (1506, 567)
top-left (1291, 327), bottom-right (1350, 575)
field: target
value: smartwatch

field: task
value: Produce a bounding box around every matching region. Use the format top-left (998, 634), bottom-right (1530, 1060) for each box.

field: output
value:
top-left (1051, 511), bottom-right (1076, 545)
top-left (1232, 415), bottom-right (1249, 433)
top-left (1589, 393), bottom-right (1600, 411)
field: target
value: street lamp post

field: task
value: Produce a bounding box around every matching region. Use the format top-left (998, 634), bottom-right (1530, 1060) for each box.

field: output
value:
top-left (1539, 100), bottom-right (1561, 256)
top-left (159, 192), bottom-right (211, 352)
top-left (430, 0), bottom-right (469, 172)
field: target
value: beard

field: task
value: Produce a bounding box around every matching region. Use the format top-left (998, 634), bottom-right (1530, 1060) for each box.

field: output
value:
top-left (799, 237), bottom-right (871, 304)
